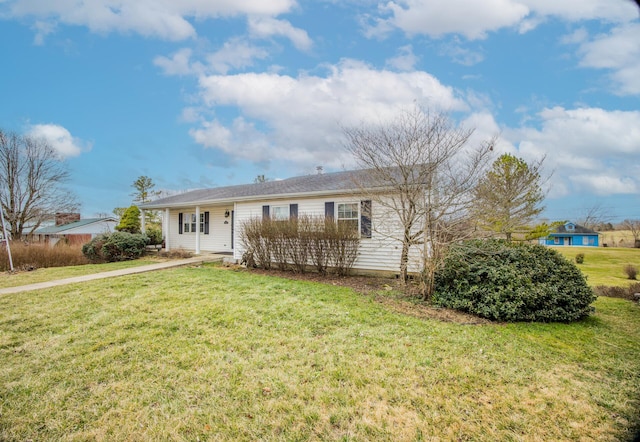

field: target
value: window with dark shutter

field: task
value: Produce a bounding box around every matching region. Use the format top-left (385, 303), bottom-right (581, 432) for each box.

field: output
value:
top-left (360, 200), bottom-right (372, 238)
top-left (178, 213), bottom-right (183, 234)
top-left (262, 205), bottom-right (270, 220)
top-left (204, 211), bottom-right (210, 234)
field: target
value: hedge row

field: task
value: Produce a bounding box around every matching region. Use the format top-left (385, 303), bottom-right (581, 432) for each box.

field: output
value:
top-left (241, 215), bottom-right (360, 275)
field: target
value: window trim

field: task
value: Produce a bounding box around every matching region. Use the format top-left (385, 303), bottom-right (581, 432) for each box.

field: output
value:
top-left (179, 211), bottom-right (209, 235)
top-left (271, 205), bottom-right (290, 221)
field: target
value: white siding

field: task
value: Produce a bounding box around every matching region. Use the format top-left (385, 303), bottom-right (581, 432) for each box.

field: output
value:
top-left (233, 195), bottom-right (423, 273)
top-left (166, 206), bottom-right (234, 253)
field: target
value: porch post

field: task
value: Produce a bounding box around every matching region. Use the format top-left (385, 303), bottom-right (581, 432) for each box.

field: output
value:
top-left (195, 205), bottom-right (201, 255)
top-left (164, 208), bottom-right (170, 251)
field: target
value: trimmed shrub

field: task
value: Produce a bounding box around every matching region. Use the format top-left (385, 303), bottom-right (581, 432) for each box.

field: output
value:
top-left (145, 226), bottom-right (163, 246)
top-left (240, 217), bottom-right (271, 270)
top-left (82, 232), bottom-right (149, 262)
top-left (240, 215), bottom-right (360, 275)
top-left (433, 239), bottom-right (596, 322)
top-left (328, 218), bottom-right (360, 276)
top-left (309, 219), bottom-right (332, 275)
top-left (594, 283), bottom-right (640, 301)
top-left (575, 253), bottom-right (584, 264)
top-left (623, 264), bottom-right (637, 280)
top-left (82, 234), bottom-right (109, 262)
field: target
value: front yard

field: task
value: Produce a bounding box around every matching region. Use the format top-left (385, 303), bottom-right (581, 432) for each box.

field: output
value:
top-left (1, 264), bottom-right (638, 441)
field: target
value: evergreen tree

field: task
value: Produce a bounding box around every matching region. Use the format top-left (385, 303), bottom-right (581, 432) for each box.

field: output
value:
top-left (474, 154), bottom-right (545, 241)
top-left (131, 175), bottom-right (159, 203)
top-left (116, 205), bottom-right (141, 234)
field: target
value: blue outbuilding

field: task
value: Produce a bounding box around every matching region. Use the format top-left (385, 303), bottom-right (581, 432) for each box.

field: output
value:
top-left (539, 222), bottom-right (600, 247)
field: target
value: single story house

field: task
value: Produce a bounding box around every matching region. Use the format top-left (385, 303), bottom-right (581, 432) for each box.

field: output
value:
top-left (539, 222), bottom-right (600, 247)
top-left (33, 217), bottom-right (118, 246)
top-left (140, 169), bottom-right (421, 274)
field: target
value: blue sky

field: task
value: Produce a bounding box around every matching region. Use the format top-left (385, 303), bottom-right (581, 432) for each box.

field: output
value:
top-left (1, 0), bottom-right (639, 223)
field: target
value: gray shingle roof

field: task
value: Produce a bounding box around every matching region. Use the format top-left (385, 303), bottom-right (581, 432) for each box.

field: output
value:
top-left (34, 218), bottom-right (117, 234)
top-left (141, 169), bottom-right (378, 208)
top-left (551, 222), bottom-right (599, 235)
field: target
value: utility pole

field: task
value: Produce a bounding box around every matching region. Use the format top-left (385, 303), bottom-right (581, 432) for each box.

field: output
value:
top-left (1, 210), bottom-right (14, 272)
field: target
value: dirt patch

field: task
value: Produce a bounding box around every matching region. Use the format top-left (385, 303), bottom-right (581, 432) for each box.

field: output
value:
top-left (225, 265), bottom-right (491, 325)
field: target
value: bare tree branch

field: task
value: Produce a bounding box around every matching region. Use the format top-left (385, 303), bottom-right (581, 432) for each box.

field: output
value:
top-left (343, 105), bottom-right (495, 298)
top-left (0, 129), bottom-right (79, 238)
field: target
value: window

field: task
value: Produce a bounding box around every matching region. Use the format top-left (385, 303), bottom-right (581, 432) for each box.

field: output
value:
top-left (554, 237), bottom-right (560, 245)
top-left (179, 211), bottom-right (209, 234)
top-left (325, 201), bottom-right (372, 238)
top-left (337, 203), bottom-right (359, 232)
top-left (271, 205), bottom-right (290, 221)
top-left (190, 214), bottom-right (197, 233)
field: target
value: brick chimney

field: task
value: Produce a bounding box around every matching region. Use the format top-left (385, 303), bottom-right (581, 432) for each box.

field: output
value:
top-left (55, 212), bottom-right (80, 226)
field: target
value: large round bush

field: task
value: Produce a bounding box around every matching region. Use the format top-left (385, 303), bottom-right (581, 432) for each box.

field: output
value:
top-left (82, 232), bottom-right (149, 262)
top-left (433, 239), bottom-right (596, 322)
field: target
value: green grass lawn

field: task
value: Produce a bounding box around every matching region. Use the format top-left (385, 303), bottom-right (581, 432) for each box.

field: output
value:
top-left (1, 264), bottom-right (638, 441)
top-left (0, 259), bottom-right (163, 289)
top-left (554, 246), bottom-right (640, 287)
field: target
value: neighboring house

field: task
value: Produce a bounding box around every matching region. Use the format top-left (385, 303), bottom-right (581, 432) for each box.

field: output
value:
top-left (539, 222), bottom-right (600, 247)
top-left (140, 169), bottom-right (421, 273)
top-left (33, 217), bottom-right (118, 246)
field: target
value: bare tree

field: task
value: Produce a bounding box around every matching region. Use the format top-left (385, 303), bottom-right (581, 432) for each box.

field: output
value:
top-left (0, 129), bottom-right (79, 239)
top-left (621, 219), bottom-right (640, 247)
top-left (576, 203), bottom-right (612, 230)
top-left (343, 106), bottom-right (495, 298)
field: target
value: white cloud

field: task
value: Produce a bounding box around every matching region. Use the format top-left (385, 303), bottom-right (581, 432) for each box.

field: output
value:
top-left (247, 16), bottom-right (312, 51)
top-left (569, 174), bottom-right (637, 195)
top-left (205, 38), bottom-right (270, 74)
top-left (375, 0), bottom-right (530, 40)
top-left (575, 22), bottom-right (640, 95)
top-left (190, 59), bottom-right (466, 168)
top-left (385, 45), bottom-right (418, 71)
top-left (506, 106), bottom-right (640, 197)
top-left (438, 38), bottom-right (484, 66)
top-left (519, 0), bottom-right (636, 23)
top-left (154, 48), bottom-right (197, 76)
top-left (154, 39), bottom-right (270, 76)
top-left (4, 0), bottom-right (297, 41)
top-left (368, 0), bottom-right (637, 40)
top-left (28, 123), bottom-right (92, 158)
top-left (560, 27), bottom-right (588, 45)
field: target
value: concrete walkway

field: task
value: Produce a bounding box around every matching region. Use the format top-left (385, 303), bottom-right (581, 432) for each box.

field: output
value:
top-left (0, 255), bottom-right (225, 295)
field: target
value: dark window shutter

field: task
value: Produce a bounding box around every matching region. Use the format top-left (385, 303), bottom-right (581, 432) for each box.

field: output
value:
top-left (360, 200), bottom-right (372, 238)
top-left (204, 211), bottom-right (210, 235)
top-left (325, 202), bottom-right (334, 219)
top-left (178, 213), bottom-right (183, 234)
top-left (290, 204), bottom-right (298, 219)
top-left (262, 205), bottom-right (270, 220)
